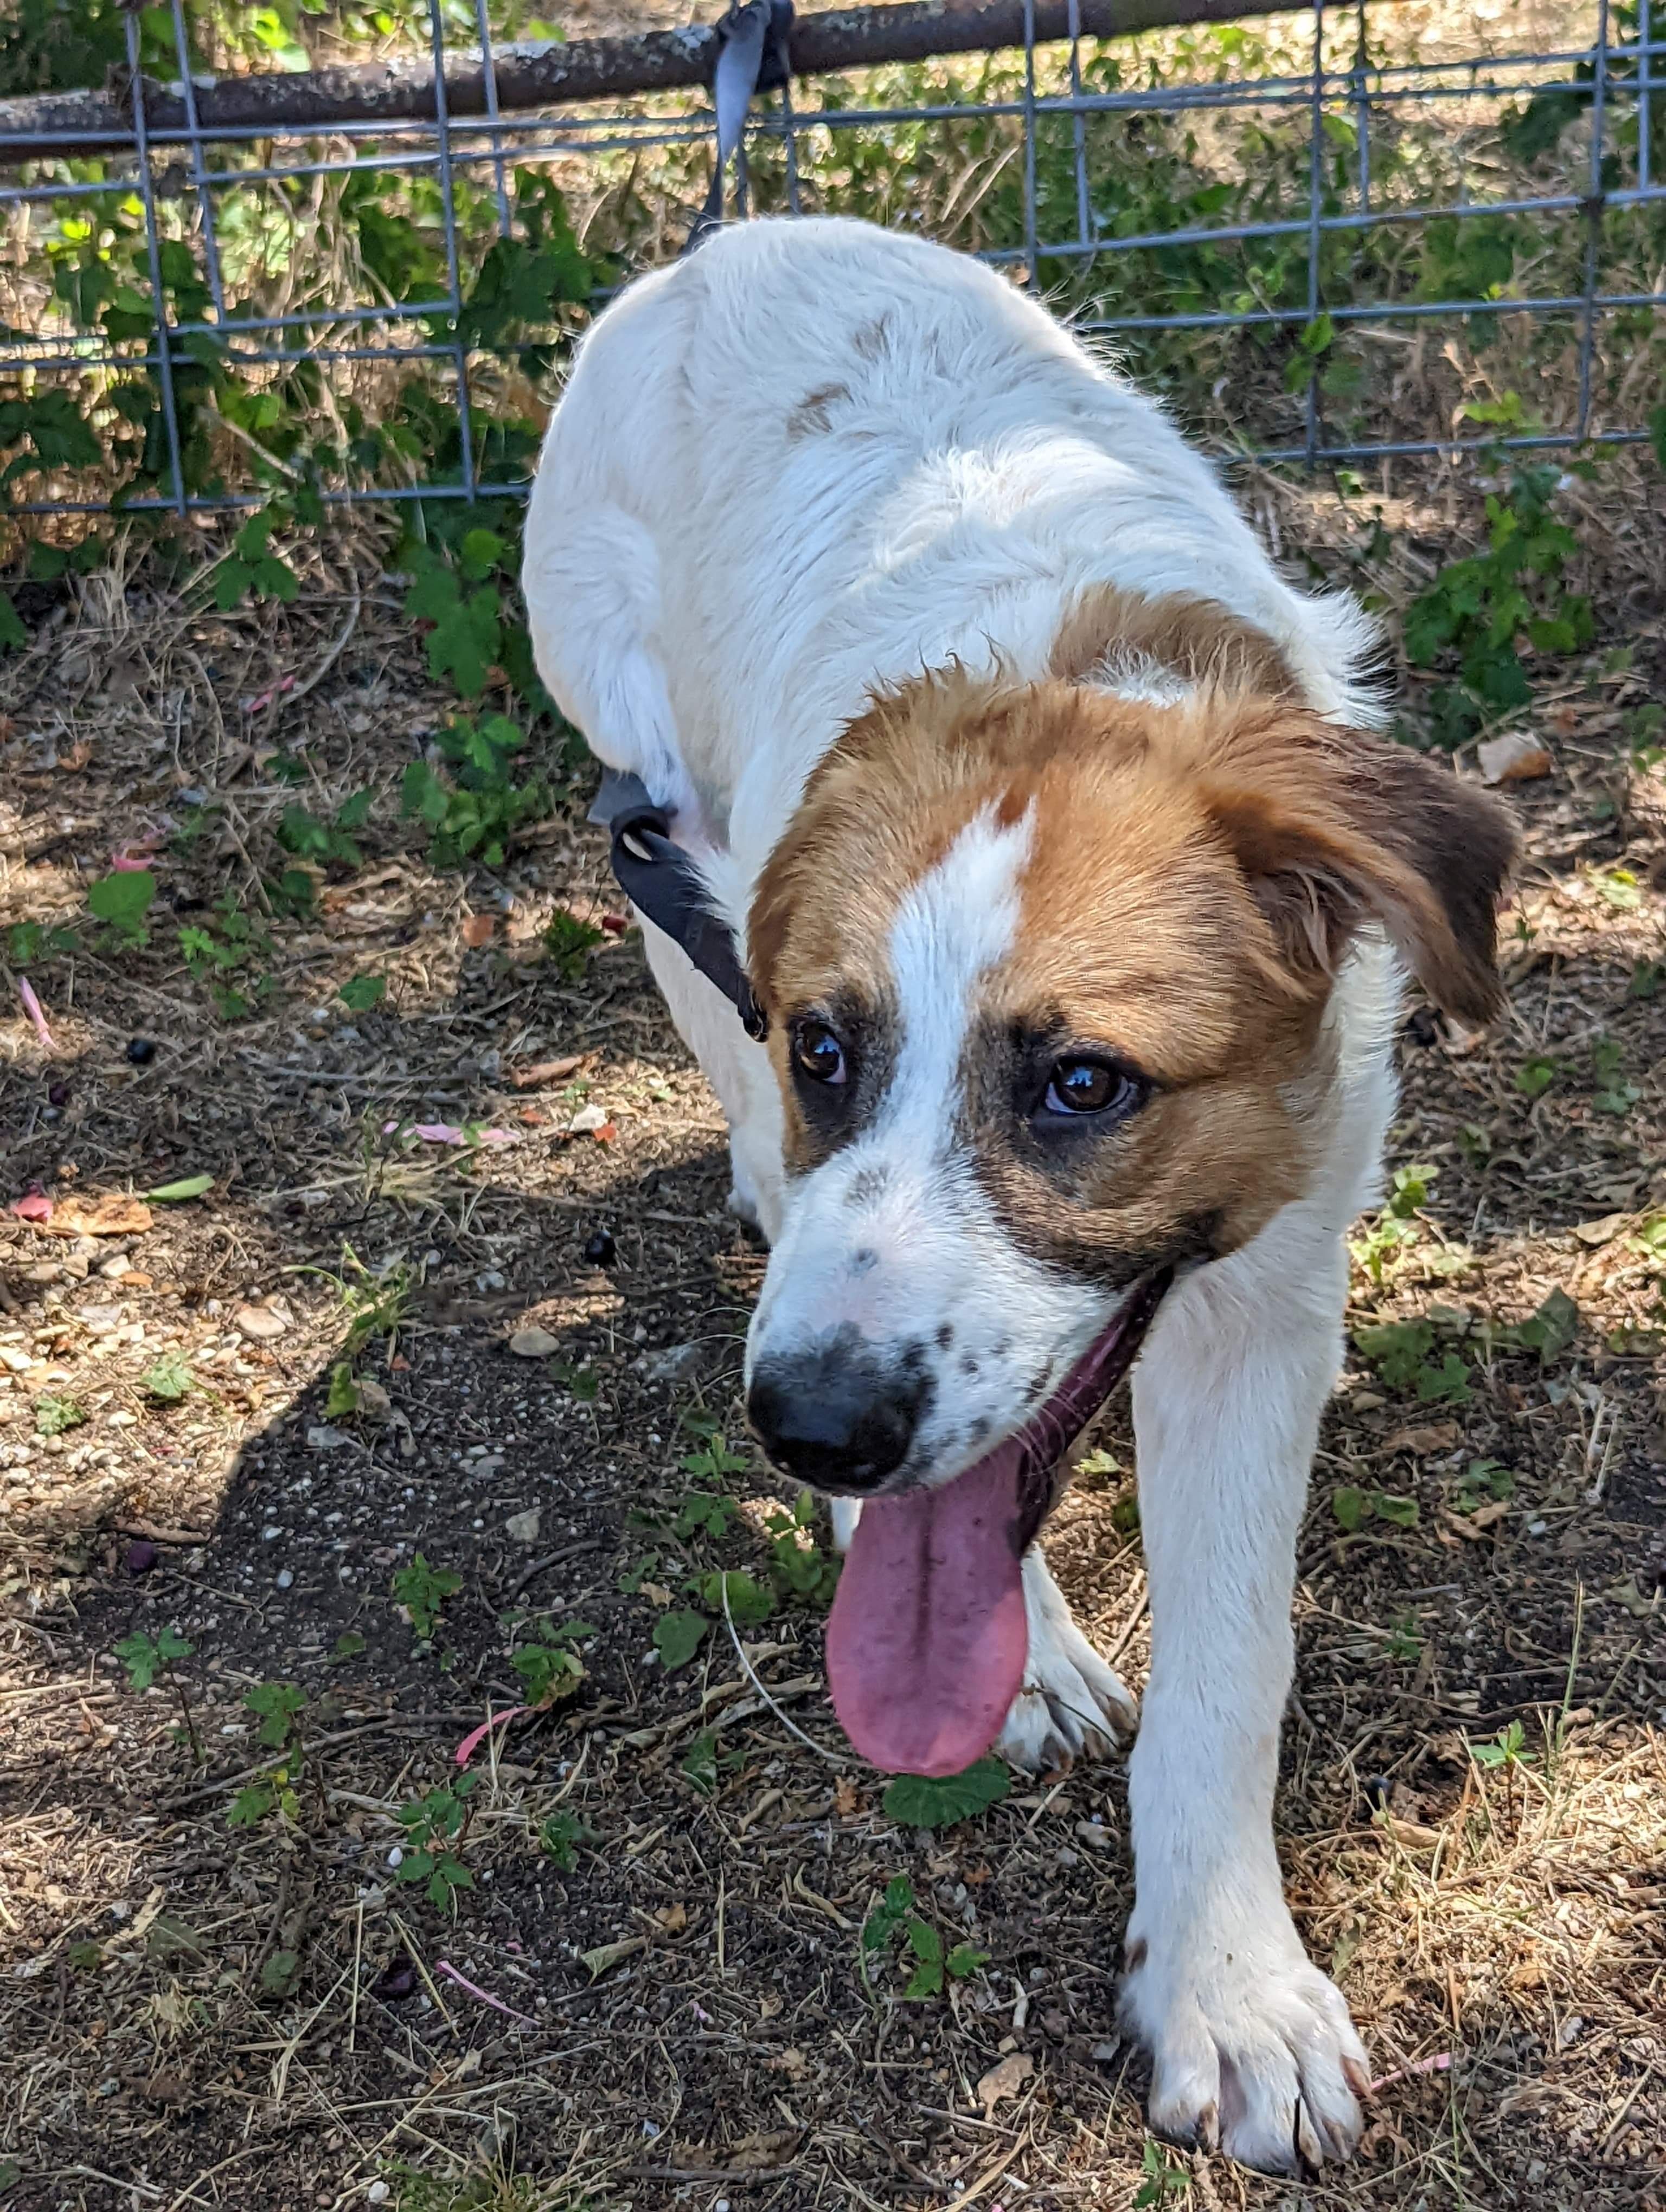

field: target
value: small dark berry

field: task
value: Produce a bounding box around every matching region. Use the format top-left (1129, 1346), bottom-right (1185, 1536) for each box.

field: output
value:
top-left (584, 1229), bottom-right (617, 1268)
top-left (126, 1038), bottom-right (157, 1066)
top-left (370, 1963), bottom-right (416, 2001)
top-left (47, 1081), bottom-right (69, 1109)
top-left (125, 1540), bottom-right (158, 1577)
top-left (1362, 1776), bottom-right (1392, 1816)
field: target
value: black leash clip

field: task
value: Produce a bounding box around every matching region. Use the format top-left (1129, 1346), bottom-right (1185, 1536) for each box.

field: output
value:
top-left (588, 771), bottom-right (768, 1041)
top-left (683, 0), bottom-right (794, 256)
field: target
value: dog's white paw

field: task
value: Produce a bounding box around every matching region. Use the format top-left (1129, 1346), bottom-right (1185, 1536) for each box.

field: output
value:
top-left (1119, 1917), bottom-right (1369, 2174)
top-left (994, 1555), bottom-right (1137, 1773)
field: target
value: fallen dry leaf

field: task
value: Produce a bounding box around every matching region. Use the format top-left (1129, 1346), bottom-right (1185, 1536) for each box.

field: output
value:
top-left (460, 912), bottom-right (495, 948)
top-left (1382, 1422), bottom-right (1462, 1456)
top-left (655, 1902), bottom-right (687, 1933)
top-left (723, 2129), bottom-right (799, 2171)
top-left (1478, 729), bottom-right (1553, 785)
top-left (976, 2050), bottom-right (1035, 2120)
top-left (1572, 1214), bottom-right (1629, 1247)
top-left (580, 1935), bottom-right (649, 1979)
top-left (46, 1195), bottom-right (153, 1238)
top-left (509, 1052), bottom-right (592, 1088)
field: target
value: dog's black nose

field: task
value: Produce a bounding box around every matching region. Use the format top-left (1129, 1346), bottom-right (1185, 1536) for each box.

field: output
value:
top-left (748, 1345), bottom-right (921, 1493)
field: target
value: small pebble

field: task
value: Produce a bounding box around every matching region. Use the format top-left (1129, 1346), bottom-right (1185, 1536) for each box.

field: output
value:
top-left (584, 1228), bottom-right (618, 1268)
top-left (274, 1569), bottom-right (294, 1590)
top-left (125, 1038), bottom-right (157, 1066)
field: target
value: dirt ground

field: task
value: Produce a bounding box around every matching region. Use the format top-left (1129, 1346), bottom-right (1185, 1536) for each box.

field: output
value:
top-left (2, 448), bottom-right (1665, 2212)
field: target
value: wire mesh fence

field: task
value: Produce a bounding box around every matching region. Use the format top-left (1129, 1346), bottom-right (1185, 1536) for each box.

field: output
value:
top-left (1, 0), bottom-right (1662, 524)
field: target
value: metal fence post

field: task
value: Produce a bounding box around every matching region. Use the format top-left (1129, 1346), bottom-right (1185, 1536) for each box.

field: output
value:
top-left (125, 10), bottom-right (189, 519)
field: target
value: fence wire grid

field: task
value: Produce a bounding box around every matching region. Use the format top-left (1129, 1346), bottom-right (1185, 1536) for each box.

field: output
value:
top-left (2, 0), bottom-right (1663, 522)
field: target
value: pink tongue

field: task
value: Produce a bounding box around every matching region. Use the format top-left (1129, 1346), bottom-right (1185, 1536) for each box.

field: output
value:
top-left (825, 1445), bottom-right (1027, 1777)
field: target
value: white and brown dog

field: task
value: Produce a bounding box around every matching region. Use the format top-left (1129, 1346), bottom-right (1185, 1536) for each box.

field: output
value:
top-left (524, 216), bottom-right (1515, 2172)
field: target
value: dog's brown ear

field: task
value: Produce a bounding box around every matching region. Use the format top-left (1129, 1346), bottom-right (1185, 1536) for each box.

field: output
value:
top-left (1200, 708), bottom-right (1520, 1025)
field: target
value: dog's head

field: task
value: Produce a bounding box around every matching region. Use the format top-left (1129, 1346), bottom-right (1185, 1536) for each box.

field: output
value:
top-left (741, 665), bottom-right (1515, 1493)
top-left (738, 658), bottom-right (1515, 1772)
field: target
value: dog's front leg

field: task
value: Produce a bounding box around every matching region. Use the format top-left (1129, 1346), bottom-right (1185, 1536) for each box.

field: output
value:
top-left (1120, 1208), bottom-right (1369, 2172)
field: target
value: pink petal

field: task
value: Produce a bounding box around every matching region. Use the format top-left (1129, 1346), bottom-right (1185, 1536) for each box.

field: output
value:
top-left (18, 978), bottom-right (55, 1053)
top-left (412, 1122), bottom-right (466, 1144)
top-left (9, 1190), bottom-right (53, 1223)
top-left (454, 1706), bottom-right (526, 1766)
top-left (434, 1959), bottom-right (537, 2027)
top-left (476, 1128), bottom-right (517, 1147)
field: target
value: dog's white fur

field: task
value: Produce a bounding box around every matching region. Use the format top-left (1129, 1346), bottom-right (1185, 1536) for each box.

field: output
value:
top-left (525, 216), bottom-right (1394, 2169)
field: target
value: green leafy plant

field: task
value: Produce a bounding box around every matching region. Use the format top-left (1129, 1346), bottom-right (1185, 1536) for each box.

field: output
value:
top-left (395, 1774), bottom-right (478, 1910)
top-left (338, 973), bottom-right (386, 1013)
top-left (882, 1757), bottom-right (1010, 1830)
top-left (543, 909), bottom-right (605, 982)
top-left (325, 1362), bottom-right (360, 1418)
top-left (1352, 1319), bottom-right (1471, 1403)
top-left (1133, 2137), bottom-right (1193, 2208)
top-left (652, 1609), bottom-right (710, 1671)
top-left (760, 1489), bottom-right (841, 1611)
top-left (1331, 1486), bottom-right (1420, 1535)
top-left (1470, 1718), bottom-right (1537, 1771)
top-left (538, 1809), bottom-right (597, 1869)
top-left (86, 868), bottom-right (157, 944)
top-left (1350, 1162), bottom-right (1437, 1283)
top-left (1516, 1055), bottom-right (1559, 1099)
top-left (860, 1875), bottom-right (988, 1999)
top-left (1454, 1457), bottom-right (1515, 1514)
top-left (140, 1349), bottom-right (194, 1403)
top-left (1384, 1613), bottom-right (1423, 1662)
top-left (401, 712), bottom-right (551, 869)
top-left (1402, 464), bottom-right (1594, 745)
top-left (177, 893), bottom-right (272, 1020)
top-left (34, 1394), bottom-right (86, 1435)
top-left (1591, 1036), bottom-right (1641, 1117)
top-left (277, 789), bottom-right (374, 871)
top-left (510, 1621), bottom-right (594, 1707)
top-left (208, 501), bottom-right (299, 610)
top-left (245, 1680), bottom-right (306, 1752)
top-left (114, 1624), bottom-right (202, 1761)
top-left (392, 1554), bottom-right (462, 1643)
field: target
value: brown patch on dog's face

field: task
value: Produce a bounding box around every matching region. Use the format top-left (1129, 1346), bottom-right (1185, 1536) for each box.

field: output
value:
top-left (752, 664), bottom-right (1516, 1263)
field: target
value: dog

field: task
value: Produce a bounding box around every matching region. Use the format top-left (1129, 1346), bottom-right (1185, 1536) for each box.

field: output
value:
top-left (523, 216), bottom-right (1516, 2171)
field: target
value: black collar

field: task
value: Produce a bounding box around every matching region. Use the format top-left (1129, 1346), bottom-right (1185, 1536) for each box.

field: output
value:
top-left (589, 771), bottom-right (768, 1041)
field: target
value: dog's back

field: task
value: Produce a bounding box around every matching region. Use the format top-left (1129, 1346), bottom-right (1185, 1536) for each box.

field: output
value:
top-left (524, 217), bottom-right (1374, 846)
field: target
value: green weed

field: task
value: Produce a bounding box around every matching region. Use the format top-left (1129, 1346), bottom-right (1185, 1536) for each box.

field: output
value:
top-left (140, 1350), bottom-right (194, 1403)
top-left (1403, 463), bottom-right (1593, 746)
top-left (34, 1394), bottom-right (86, 1435)
top-left (395, 1775), bottom-right (478, 1911)
top-left (1331, 1486), bottom-right (1420, 1535)
top-left (392, 1554), bottom-right (462, 1643)
top-left (114, 1625), bottom-right (202, 1761)
top-left (860, 1875), bottom-right (987, 1999)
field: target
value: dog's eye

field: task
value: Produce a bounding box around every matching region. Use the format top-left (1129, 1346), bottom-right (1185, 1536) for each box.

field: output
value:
top-left (1041, 1057), bottom-right (1140, 1118)
top-left (792, 1019), bottom-right (847, 1086)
